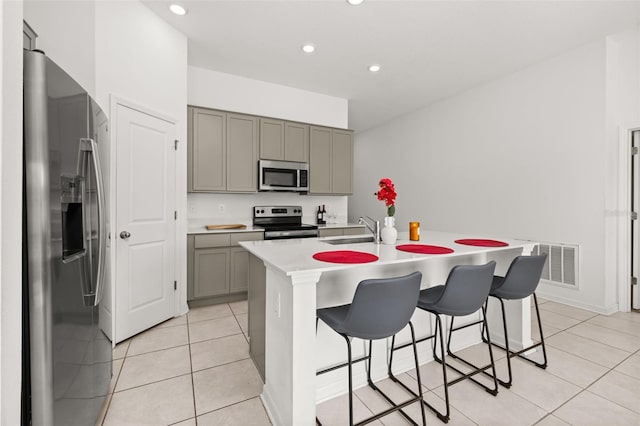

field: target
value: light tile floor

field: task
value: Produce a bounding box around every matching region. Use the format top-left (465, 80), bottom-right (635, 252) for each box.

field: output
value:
top-left (101, 298), bottom-right (640, 425)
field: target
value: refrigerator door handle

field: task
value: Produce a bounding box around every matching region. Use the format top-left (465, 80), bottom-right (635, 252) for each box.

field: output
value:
top-left (78, 138), bottom-right (107, 307)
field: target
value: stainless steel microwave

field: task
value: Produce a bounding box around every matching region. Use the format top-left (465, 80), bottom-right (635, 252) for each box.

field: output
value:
top-left (258, 160), bottom-right (309, 192)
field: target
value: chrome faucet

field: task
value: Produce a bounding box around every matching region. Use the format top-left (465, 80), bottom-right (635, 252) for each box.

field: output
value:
top-left (358, 216), bottom-right (380, 244)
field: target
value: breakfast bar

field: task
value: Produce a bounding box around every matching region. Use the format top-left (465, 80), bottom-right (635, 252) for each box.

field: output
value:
top-left (240, 230), bottom-right (537, 426)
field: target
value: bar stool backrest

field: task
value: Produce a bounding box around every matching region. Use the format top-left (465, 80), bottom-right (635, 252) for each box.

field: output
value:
top-left (337, 271), bottom-right (422, 340)
top-left (431, 262), bottom-right (496, 316)
top-left (492, 254), bottom-right (547, 300)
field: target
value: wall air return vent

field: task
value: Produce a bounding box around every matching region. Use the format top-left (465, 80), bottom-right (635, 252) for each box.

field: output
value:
top-left (533, 242), bottom-right (579, 288)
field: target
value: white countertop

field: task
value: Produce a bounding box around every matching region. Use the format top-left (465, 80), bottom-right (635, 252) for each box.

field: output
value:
top-left (239, 230), bottom-right (536, 277)
top-left (187, 219), bottom-right (363, 234)
top-left (187, 219), bottom-right (263, 234)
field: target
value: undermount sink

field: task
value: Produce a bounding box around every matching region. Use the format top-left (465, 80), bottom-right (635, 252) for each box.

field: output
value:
top-left (323, 235), bottom-right (375, 245)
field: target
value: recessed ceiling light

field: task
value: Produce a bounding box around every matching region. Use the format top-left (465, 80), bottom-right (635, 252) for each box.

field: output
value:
top-left (368, 64), bottom-right (381, 73)
top-left (347, 0), bottom-right (364, 5)
top-left (301, 44), bottom-right (315, 54)
top-left (169, 4), bottom-right (187, 15)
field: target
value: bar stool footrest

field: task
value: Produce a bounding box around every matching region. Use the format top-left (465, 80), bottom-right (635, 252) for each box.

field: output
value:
top-left (389, 371), bottom-right (450, 423)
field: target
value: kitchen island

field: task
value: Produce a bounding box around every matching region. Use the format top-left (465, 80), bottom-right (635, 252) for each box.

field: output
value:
top-left (240, 230), bottom-right (537, 426)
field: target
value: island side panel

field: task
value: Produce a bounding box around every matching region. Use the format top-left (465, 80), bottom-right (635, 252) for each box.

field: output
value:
top-left (262, 267), bottom-right (321, 426)
top-left (248, 253), bottom-right (266, 381)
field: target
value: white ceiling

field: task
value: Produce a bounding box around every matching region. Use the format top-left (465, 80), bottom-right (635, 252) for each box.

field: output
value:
top-left (143, 1), bottom-right (640, 132)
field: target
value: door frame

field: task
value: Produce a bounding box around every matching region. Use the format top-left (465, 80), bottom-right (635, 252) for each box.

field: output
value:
top-left (616, 123), bottom-right (640, 312)
top-left (109, 95), bottom-right (186, 344)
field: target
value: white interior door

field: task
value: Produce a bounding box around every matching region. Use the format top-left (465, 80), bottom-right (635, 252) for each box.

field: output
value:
top-left (115, 103), bottom-right (177, 342)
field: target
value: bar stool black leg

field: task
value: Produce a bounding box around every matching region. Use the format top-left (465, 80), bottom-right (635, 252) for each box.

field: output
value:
top-left (342, 333), bottom-right (354, 426)
top-left (498, 298), bottom-right (513, 388)
top-left (486, 293), bottom-right (548, 389)
top-left (409, 322), bottom-right (427, 426)
top-left (532, 294), bottom-right (548, 368)
top-left (437, 308), bottom-right (499, 396)
top-left (481, 304), bottom-right (499, 395)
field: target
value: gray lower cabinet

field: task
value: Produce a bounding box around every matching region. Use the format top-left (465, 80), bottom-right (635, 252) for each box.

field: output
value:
top-left (248, 253), bottom-right (266, 382)
top-left (188, 106), bottom-right (258, 193)
top-left (309, 126), bottom-right (354, 194)
top-left (230, 247), bottom-right (250, 292)
top-left (188, 231), bottom-right (263, 305)
top-left (193, 248), bottom-right (229, 297)
top-left (318, 226), bottom-right (366, 238)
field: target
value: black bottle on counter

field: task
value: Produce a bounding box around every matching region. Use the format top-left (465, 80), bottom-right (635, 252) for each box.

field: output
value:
top-left (317, 205), bottom-right (323, 224)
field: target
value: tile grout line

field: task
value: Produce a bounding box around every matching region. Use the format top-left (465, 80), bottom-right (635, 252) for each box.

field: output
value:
top-left (188, 304), bottom-right (199, 426)
top-left (563, 318), bottom-right (640, 346)
top-left (191, 355), bottom-right (252, 374)
top-left (195, 395), bottom-right (263, 420)
top-left (120, 342), bottom-right (191, 360)
top-left (539, 311), bottom-right (640, 423)
top-left (101, 342), bottom-right (130, 425)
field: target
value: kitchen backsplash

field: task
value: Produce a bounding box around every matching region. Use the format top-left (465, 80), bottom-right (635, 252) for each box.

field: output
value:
top-left (188, 193), bottom-right (349, 225)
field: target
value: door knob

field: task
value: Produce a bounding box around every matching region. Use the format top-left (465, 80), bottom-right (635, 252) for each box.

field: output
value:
top-left (120, 231), bottom-right (131, 240)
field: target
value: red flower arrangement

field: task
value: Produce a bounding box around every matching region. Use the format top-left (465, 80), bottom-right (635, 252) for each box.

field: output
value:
top-left (376, 178), bottom-right (396, 217)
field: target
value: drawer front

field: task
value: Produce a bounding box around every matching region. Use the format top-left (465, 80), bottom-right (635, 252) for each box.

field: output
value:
top-left (319, 228), bottom-right (343, 237)
top-left (230, 231), bottom-right (264, 246)
top-left (343, 227), bottom-right (366, 236)
top-left (194, 234), bottom-right (231, 248)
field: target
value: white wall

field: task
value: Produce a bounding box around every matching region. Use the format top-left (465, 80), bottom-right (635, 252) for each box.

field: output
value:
top-left (23, 0), bottom-right (95, 97)
top-left (188, 65), bottom-right (348, 129)
top-left (95, 1), bottom-right (188, 317)
top-left (187, 65), bottom-right (351, 226)
top-left (350, 40), bottom-right (612, 313)
top-left (188, 193), bottom-right (348, 227)
top-left (604, 28), bottom-right (640, 310)
top-left (0, 1), bottom-right (24, 424)
top-left (95, 2), bottom-right (187, 124)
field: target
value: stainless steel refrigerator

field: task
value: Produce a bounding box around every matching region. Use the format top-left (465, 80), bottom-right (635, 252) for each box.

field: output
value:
top-left (23, 49), bottom-right (112, 426)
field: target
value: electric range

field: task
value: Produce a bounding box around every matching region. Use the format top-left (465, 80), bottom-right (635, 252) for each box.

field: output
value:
top-left (253, 206), bottom-right (319, 240)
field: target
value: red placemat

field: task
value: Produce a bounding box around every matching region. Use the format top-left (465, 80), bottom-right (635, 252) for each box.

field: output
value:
top-left (396, 244), bottom-right (454, 254)
top-left (454, 239), bottom-right (509, 247)
top-left (313, 250), bottom-right (379, 264)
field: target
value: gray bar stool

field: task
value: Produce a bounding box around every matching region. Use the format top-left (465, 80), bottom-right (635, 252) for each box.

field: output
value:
top-left (389, 261), bottom-right (498, 423)
top-left (316, 271), bottom-right (426, 426)
top-left (482, 254), bottom-right (548, 388)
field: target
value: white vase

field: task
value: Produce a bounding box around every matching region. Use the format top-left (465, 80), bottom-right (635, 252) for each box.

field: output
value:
top-left (381, 216), bottom-right (398, 245)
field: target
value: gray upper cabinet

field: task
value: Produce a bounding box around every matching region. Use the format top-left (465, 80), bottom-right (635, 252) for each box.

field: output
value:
top-left (188, 107), bottom-right (226, 192)
top-left (284, 122), bottom-right (309, 162)
top-left (309, 126), bottom-right (353, 194)
top-left (188, 105), bottom-right (350, 194)
top-left (260, 119), bottom-right (309, 163)
top-left (332, 129), bottom-right (353, 194)
top-left (260, 118), bottom-right (284, 160)
top-left (227, 113), bottom-right (258, 192)
top-left (309, 126), bottom-right (332, 193)
top-left (188, 106), bottom-right (258, 193)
